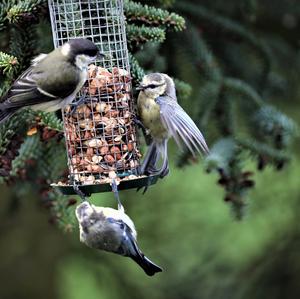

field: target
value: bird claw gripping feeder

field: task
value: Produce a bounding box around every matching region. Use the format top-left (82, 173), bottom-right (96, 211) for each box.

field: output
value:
top-left (48, 0), bottom-right (158, 196)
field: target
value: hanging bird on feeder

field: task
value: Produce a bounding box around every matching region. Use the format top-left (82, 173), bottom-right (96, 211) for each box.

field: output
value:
top-left (0, 38), bottom-right (104, 124)
top-left (137, 73), bottom-right (209, 178)
top-left (76, 201), bottom-right (162, 276)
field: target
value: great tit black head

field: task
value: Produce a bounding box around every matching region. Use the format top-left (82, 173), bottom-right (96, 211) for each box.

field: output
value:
top-left (61, 38), bottom-right (104, 65)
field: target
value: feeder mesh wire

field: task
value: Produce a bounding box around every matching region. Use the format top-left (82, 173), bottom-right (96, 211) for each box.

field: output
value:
top-left (48, 0), bottom-right (141, 186)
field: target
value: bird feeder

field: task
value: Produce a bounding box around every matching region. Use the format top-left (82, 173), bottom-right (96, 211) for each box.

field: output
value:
top-left (48, 0), bottom-right (158, 196)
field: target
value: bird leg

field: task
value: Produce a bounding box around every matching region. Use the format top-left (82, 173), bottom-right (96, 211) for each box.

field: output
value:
top-left (73, 184), bottom-right (90, 201)
top-left (111, 178), bottom-right (124, 212)
top-left (133, 116), bottom-right (147, 131)
top-left (69, 89), bottom-right (88, 115)
top-left (132, 116), bottom-right (153, 146)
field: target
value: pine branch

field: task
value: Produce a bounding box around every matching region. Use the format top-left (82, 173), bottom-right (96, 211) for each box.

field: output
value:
top-left (35, 111), bottom-right (64, 132)
top-left (0, 52), bottom-right (19, 96)
top-left (205, 138), bottom-right (237, 174)
top-left (0, 52), bottom-right (18, 75)
top-left (9, 25), bottom-right (37, 67)
top-left (237, 138), bottom-right (290, 163)
top-left (38, 140), bottom-right (66, 181)
top-left (129, 53), bottom-right (146, 82)
top-left (0, 109), bottom-right (36, 155)
top-left (0, 1), bottom-right (14, 32)
top-left (124, 0), bottom-right (185, 31)
top-left (10, 134), bottom-right (42, 177)
top-left (183, 24), bottom-right (222, 82)
top-left (7, 0), bottom-right (47, 25)
top-left (223, 77), bottom-right (263, 107)
top-left (176, 2), bottom-right (271, 90)
top-left (252, 105), bottom-right (297, 148)
top-left (205, 138), bottom-right (255, 220)
top-left (127, 24), bottom-right (166, 46)
top-left (173, 79), bottom-right (192, 101)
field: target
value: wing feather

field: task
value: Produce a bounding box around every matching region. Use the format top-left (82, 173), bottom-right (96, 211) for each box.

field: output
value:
top-left (1, 53), bottom-right (80, 109)
top-left (156, 96), bottom-right (209, 155)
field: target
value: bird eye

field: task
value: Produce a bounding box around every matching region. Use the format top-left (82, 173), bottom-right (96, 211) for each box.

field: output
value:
top-left (148, 84), bottom-right (157, 89)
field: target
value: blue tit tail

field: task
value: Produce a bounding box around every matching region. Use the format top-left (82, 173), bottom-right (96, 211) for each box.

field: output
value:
top-left (140, 139), bottom-right (169, 179)
top-left (0, 106), bottom-right (18, 124)
top-left (130, 252), bottom-right (163, 276)
top-left (119, 223), bottom-right (163, 276)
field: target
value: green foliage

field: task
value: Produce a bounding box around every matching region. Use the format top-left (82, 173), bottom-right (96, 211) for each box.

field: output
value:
top-left (124, 0), bottom-right (185, 31)
top-left (0, 52), bottom-right (18, 75)
top-left (0, 0), bottom-right (298, 225)
top-left (0, 109), bottom-right (35, 155)
top-left (127, 24), bottom-right (166, 46)
top-left (10, 134), bottom-right (42, 177)
top-left (36, 111), bottom-right (64, 132)
top-left (7, 0), bottom-right (46, 24)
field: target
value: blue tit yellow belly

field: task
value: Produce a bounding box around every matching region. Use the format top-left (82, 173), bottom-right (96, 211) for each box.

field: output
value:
top-left (137, 94), bottom-right (169, 142)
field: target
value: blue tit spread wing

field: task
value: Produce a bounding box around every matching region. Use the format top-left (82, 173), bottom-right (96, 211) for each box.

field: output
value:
top-left (0, 61), bottom-right (79, 109)
top-left (156, 96), bottom-right (209, 155)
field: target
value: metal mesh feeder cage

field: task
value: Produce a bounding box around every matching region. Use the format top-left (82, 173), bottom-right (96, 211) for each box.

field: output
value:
top-left (48, 0), bottom-right (158, 196)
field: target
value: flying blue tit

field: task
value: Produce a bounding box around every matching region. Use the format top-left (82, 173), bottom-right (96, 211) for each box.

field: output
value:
top-left (75, 201), bottom-right (162, 276)
top-left (0, 38), bottom-right (104, 123)
top-left (137, 73), bottom-right (209, 178)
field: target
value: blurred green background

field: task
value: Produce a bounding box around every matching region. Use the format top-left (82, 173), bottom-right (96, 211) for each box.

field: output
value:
top-left (1, 138), bottom-right (300, 299)
top-left (1, 0), bottom-right (300, 299)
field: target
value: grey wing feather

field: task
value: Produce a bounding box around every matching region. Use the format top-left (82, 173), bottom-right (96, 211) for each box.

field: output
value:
top-left (108, 218), bottom-right (137, 256)
top-left (156, 96), bottom-right (209, 155)
top-left (0, 67), bottom-right (56, 109)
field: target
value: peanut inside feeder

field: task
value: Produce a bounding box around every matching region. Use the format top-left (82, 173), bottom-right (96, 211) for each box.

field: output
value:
top-left (64, 65), bottom-right (141, 186)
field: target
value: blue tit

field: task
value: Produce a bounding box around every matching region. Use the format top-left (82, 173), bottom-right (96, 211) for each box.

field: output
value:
top-left (137, 73), bottom-right (209, 178)
top-left (0, 38), bottom-right (104, 123)
top-left (75, 201), bottom-right (162, 276)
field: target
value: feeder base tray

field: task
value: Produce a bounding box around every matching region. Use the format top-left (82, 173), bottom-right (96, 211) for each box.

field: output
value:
top-left (51, 175), bottom-right (159, 196)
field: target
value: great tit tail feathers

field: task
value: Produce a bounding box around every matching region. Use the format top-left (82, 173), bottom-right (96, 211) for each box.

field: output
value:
top-left (0, 107), bottom-right (18, 124)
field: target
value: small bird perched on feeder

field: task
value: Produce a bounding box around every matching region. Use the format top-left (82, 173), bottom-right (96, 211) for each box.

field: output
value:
top-left (137, 73), bottom-right (209, 178)
top-left (76, 201), bottom-right (162, 276)
top-left (0, 38), bottom-right (104, 124)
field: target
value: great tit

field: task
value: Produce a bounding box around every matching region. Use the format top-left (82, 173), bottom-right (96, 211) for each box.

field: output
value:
top-left (76, 201), bottom-right (162, 276)
top-left (0, 38), bottom-right (104, 123)
top-left (137, 73), bottom-right (209, 178)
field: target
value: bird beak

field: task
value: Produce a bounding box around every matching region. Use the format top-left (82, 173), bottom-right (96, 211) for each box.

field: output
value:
top-left (136, 84), bottom-right (146, 91)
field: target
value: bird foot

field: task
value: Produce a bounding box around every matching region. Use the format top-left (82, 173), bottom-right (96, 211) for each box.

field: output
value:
top-left (133, 116), bottom-right (147, 131)
top-left (159, 166), bottom-right (169, 178)
top-left (111, 178), bottom-right (124, 212)
top-left (69, 90), bottom-right (88, 115)
top-left (73, 184), bottom-right (90, 201)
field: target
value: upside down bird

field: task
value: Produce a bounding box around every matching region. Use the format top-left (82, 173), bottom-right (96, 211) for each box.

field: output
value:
top-left (76, 201), bottom-right (162, 276)
top-left (137, 73), bottom-right (209, 178)
top-left (0, 38), bottom-right (103, 124)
